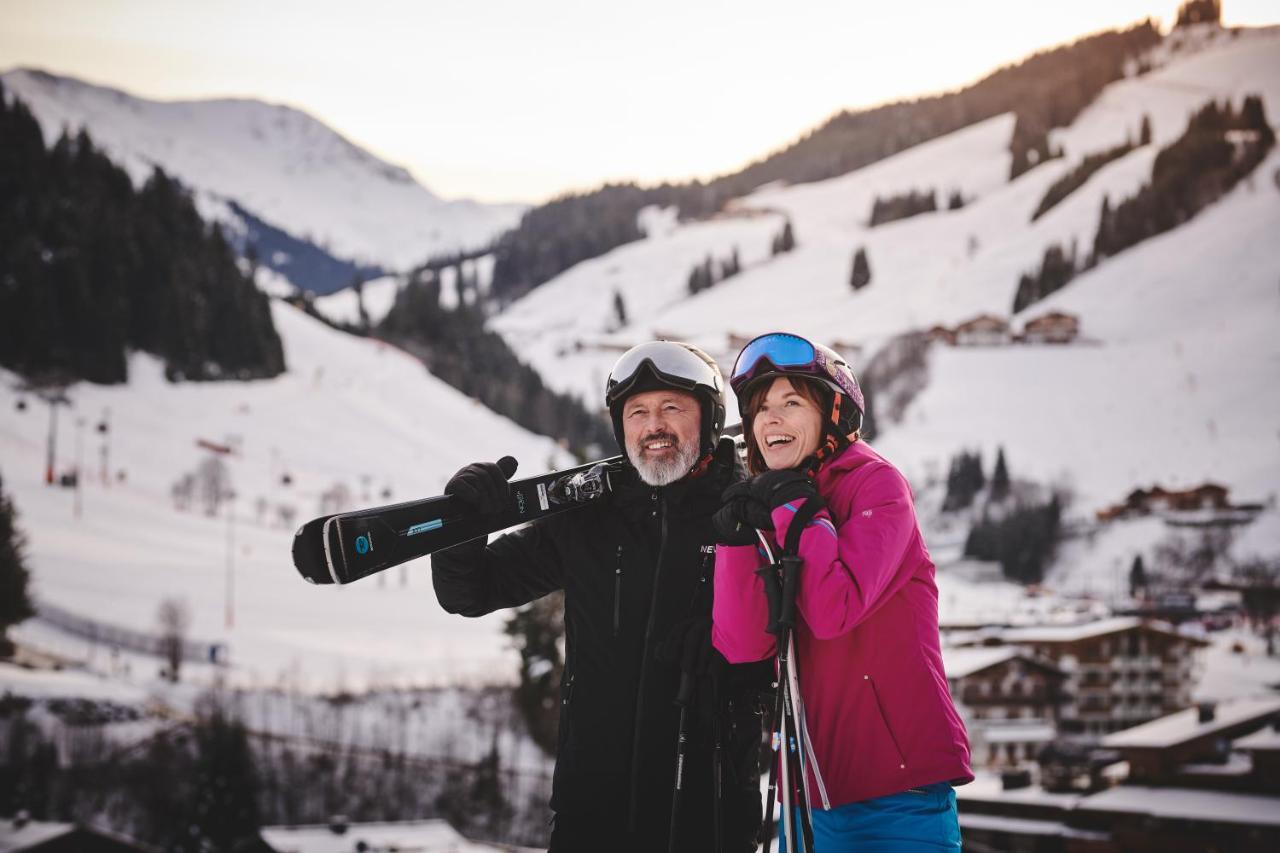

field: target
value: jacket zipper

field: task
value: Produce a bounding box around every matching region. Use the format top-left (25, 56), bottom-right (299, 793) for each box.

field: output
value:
top-left (866, 675), bottom-right (907, 769)
top-left (613, 545), bottom-right (624, 636)
top-left (688, 547), bottom-right (714, 613)
top-left (627, 492), bottom-right (668, 831)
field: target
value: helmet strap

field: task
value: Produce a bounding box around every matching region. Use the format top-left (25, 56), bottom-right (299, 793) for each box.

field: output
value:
top-left (685, 451), bottom-right (715, 479)
top-left (800, 403), bottom-right (850, 475)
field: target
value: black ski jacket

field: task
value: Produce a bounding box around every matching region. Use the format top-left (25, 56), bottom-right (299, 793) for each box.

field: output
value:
top-left (432, 449), bottom-right (772, 852)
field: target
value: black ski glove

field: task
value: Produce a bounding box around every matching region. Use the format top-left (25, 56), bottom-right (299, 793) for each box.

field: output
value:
top-left (748, 468), bottom-right (819, 511)
top-left (713, 480), bottom-right (774, 545)
top-left (444, 456), bottom-right (517, 515)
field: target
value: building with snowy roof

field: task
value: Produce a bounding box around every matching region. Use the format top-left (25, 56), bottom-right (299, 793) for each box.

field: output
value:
top-left (943, 647), bottom-right (1067, 768)
top-left (956, 697), bottom-right (1280, 851)
top-left (1101, 695), bottom-right (1280, 791)
top-left (0, 815), bottom-right (155, 852)
top-left (954, 618), bottom-right (1209, 735)
top-left (952, 314), bottom-right (1010, 346)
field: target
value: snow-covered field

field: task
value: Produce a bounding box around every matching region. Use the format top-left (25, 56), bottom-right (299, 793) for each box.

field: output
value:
top-left (0, 302), bottom-right (570, 692)
top-left (3, 25), bottom-right (1279, 717)
top-left (491, 25), bottom-right (1280, 520)
top-left (1, 68), bottom-right (525, 270)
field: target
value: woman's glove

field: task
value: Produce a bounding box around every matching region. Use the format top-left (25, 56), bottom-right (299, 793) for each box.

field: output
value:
top-left (748, 469), bottom-right (819, 510)
top-left (713, 481), bottom-right (774, 545)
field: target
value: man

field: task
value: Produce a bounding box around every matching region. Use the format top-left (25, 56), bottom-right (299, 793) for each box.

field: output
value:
top-left (432, 341), bottom-right (771, 852)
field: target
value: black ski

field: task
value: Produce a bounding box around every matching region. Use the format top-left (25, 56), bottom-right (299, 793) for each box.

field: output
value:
top-left (292, 455), bottom-right (623, 585)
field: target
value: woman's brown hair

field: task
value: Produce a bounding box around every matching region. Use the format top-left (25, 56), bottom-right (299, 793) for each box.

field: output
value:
top-left (742, 376), bottom-right (832, 474)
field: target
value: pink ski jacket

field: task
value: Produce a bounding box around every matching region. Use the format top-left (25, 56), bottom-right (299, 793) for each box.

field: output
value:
top-left (713, 441), bottom-right (972, 806)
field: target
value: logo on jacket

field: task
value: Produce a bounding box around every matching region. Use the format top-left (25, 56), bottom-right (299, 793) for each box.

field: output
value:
top-left (862, 509), bottom-right (873, 518)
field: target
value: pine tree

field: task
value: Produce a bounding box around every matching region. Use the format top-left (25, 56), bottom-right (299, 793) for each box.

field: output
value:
top-left (773, 221), bottom-right (796, 255)
top-left (0, 472), bottom-right (35, 657)
top-left (1129, 554), bottom-right (1148, 598)
top-left (353, 276), bottom-right (369, 329)
top-left (183, 706), bottom-right (262, 852)
top-left (612, 289), bottom-right (628, 327)
top-left (991, 446), bottom-right (1011, 502)
top-left (850, 247), bottom-right (872, 290)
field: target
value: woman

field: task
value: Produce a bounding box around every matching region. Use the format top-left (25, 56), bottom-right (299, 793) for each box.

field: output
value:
top-left (712, 332), bottom-right (971, 852)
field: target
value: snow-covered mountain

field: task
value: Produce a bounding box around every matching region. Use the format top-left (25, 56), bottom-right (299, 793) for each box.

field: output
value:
top-left (1, 68), bottom-right (525, 274)
top-left (0, 302), bottom-right (571, 690)
top-left (491, 25), bottom-right (1280, 519)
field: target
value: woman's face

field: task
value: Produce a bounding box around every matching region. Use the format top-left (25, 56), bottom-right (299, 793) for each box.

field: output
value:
top-left (751, 377), bottom-right (824, 470)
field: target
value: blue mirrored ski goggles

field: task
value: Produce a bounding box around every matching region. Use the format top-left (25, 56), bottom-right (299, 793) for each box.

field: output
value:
top-left (730, 333), bottom-right (819, 389)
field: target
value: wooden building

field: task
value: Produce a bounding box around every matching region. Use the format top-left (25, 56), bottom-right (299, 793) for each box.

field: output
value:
top-left (1100, 696), bottom-right (1280, 789)
top-left (957, 618), bottom-right (1209, 735)
top-left (944, 647), bottom-right (1067, 767)
top-left (1020, 310), bottom-right (1081, 344)
top-left (953, 314), bottom-right (1010, 346)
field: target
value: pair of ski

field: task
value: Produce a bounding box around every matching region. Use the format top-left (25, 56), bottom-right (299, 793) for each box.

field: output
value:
top-left (292, 426), bottom-right (746, 585)
top-left (291, 455), bottom-right (622, 585)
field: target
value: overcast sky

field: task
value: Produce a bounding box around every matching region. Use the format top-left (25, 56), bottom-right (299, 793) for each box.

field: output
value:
top-left (2, 0), bottom-right (1276, 203)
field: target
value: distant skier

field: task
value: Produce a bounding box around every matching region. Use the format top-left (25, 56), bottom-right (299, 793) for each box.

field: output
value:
top-left (712, 332), bottom-right (973, 851)
top-left (431, 341), bottom-right (773, 853)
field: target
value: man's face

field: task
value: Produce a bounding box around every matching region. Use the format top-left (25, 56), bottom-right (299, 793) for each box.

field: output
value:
top-left (620, 389), bottom-right (702, 486)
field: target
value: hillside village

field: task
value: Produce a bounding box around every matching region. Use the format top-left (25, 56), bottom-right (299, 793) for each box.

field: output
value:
top-left (1, 4), bottom-right (1279, 851)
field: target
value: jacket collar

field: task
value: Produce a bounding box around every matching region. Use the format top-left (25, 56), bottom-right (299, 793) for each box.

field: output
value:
top-left (814, 440), bottom-right (884, 489)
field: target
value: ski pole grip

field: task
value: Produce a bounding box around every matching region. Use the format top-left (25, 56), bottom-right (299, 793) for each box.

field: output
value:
top-left (779, 555), bottom-right (802, 631)
top-left (675, 671), bottom-right (695, 707)
top-left (756, 564), bottom-right (784, 636)
top-left (497, 456), bottom-right (518, 479)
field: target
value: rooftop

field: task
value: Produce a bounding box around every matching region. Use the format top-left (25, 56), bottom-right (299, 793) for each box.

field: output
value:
top-left (943, 647), bottom-right (1021, 679)
top-left (259, 819), bottom-right (512, 853)
top-left (1233, 724), bottom-right (1280, 751)
top-left (1079, 785), bottom-right (1280, 827)
top-left (1101, 696), bottom-right (1280, 749)
top-left (993, 617), bottom-right (1208, 646)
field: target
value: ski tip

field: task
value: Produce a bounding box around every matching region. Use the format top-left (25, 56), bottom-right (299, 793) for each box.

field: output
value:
top-left (292, 515), bottom-right (336, 585)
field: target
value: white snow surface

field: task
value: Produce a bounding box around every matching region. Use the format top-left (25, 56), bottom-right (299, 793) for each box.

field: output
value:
top-left (0, 301), bottom-right (570, 692)
top-left (312, 275), bottom-right (401, 327)
top-left (260, 819), bottom-right (526, 853)
top-left (493, 26), bottom-right (1280, 518)
top-left (1, 68), bottom-right (525, 270)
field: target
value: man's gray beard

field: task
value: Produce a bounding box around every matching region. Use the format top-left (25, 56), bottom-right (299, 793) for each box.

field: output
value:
top-left (629, 438), bottom-right (700, 487)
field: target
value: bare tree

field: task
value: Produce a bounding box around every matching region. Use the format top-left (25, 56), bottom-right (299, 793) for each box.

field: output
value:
top-left (196, 456), bottom-right (232, 516)
top-left (171, 472), bottom-right (196, 511)
top-left (157, 597), bottom-right (191, 683)
top-left (318, 482), bottom-right (352, 516)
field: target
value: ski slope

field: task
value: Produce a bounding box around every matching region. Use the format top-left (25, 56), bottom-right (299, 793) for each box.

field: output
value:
top-left (492, 25), bottom-right (1280, 518)
top-left (0, 302), bottom-right (570, 691)
top-left (1, 68), bottom-right (524, 270)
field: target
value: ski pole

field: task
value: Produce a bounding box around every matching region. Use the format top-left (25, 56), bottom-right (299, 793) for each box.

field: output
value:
top-left (758, 532), bottom-right (816, 853)
top-left (667, 672), bottom-right (694, 853)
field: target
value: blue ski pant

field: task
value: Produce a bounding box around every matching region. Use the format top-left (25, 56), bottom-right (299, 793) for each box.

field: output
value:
top-left (777, 782), bottom-right (961, 852)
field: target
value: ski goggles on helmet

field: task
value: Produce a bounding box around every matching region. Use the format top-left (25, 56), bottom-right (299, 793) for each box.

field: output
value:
top-left (730, 332), bottom-right (864, 415)
top-left (605, 341), bottom-right (724, 407)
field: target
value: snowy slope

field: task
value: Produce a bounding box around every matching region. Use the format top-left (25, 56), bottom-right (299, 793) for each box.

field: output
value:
top-left (1, 68), bottom-right (524, 271)
top-left (0, 302), bottom-right (570, 691)
top-left (492, 25), bottom-right (1280, 519)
